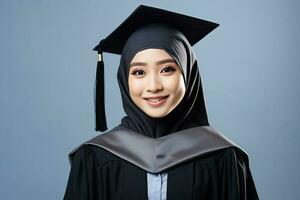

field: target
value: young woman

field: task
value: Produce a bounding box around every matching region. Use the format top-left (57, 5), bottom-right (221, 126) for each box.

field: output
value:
top-left (64, 5), bottom-right (259, 200)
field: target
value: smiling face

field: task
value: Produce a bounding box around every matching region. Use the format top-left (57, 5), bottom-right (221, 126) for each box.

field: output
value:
top-left (128, 48), bottom-right (186, 118)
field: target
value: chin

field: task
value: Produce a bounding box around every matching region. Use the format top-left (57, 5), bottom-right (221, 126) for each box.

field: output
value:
top-left (145, 110), bottom-right (169, 118)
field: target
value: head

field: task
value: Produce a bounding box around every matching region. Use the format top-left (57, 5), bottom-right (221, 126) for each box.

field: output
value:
top-left (94, 5), bottom-right (217, 133)
top-left (128, 48), bottom-right (186, 118)
top-left (117, 23), bottom-right (209, 137)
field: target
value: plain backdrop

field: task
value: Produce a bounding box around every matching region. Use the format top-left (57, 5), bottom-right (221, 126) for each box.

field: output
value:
top-left (0, 0), bottom-right (299, 199)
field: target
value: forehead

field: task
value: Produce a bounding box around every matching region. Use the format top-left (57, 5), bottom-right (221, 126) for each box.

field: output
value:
top-left (131, 48), bottom-right (174, 63)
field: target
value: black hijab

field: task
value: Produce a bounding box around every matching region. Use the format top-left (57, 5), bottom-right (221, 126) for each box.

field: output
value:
top-left (117, 23), bottom-right (209, 138)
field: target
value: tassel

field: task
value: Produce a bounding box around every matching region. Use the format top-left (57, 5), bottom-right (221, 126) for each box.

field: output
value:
top-left (94, 51), bottom-right (107, 131)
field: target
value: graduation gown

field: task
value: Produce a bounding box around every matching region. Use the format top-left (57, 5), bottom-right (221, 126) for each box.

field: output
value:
top-left (63, 125), bottom-right (259, 200)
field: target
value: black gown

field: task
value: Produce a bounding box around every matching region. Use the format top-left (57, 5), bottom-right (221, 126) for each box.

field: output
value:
top-left (63, 126), bottom-right (259, 200)
top-left (67, 7), bottom-right (260, 199)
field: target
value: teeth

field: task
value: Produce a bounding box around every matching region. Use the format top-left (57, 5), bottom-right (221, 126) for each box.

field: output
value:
top-left (147, 97), bottom-right (164, 102)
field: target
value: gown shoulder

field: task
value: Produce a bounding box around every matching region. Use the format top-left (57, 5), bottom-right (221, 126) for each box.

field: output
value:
top-left (215, 147), bottom-right (259, 200)
top-left (64, 133), bottom-right (259, 200)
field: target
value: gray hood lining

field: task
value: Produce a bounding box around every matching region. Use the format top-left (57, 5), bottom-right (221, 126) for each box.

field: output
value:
top-left (69, 125), bottom-right (246, 173)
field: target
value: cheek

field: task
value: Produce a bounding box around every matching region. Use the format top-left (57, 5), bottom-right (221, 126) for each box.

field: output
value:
top-left (164, 74), bottom-right (186, 97)
top-left (128, 78), bottom-right (145, 98)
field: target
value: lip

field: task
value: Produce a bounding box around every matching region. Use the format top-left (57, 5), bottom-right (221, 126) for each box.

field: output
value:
top-left (143, 95), bottom-right (169, 107)
top-left (143, 95), bottom-right (169, 99)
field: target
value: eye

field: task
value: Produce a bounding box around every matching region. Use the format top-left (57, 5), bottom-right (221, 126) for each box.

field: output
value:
top-left (130, 69), bottom-right (145, 77)
top-left (161, 66), bottom-right (176, 74)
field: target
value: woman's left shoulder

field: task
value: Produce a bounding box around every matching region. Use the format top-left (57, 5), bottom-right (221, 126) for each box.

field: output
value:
top-left (215, 146), bottom-right (250, 165)
top-left (67, 126), bottom-right (121, 163)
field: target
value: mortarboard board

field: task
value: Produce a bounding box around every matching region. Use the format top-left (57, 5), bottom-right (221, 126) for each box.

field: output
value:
top-left (93, 4), bottom-right (219, 132)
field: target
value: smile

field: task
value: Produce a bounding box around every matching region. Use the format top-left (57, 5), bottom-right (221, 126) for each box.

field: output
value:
top-left (143, 95), bottom-right (169, 107)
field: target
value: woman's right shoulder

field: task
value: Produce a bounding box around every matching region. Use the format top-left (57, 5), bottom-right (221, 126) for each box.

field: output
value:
top-left (68, 143), bottom-right (123, 168)
top-left (68, 127), bottom-right (123, 165)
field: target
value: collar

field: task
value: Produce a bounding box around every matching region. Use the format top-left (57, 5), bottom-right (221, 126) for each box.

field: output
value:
top-left (69, 125), bottom-right (246, 173)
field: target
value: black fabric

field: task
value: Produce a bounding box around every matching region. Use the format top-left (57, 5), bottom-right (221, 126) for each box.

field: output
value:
top-left (63, 145), bottom-right (259, 200)
top-left (117, 23), bottom-right (209, 138)
top-left (69, 125), bottom-right (240, 173)
top-left (92, 4), bottom-right (219, 133)
top-left (94, 57), bottom-right (107, 131)
top-left (93, 5), bottom-right (219, 54)
top-left (64, 6), bottom-right (259, 199)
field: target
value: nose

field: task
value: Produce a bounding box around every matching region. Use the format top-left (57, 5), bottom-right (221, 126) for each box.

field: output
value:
top-left (146, 73), bottom-right (163, 93)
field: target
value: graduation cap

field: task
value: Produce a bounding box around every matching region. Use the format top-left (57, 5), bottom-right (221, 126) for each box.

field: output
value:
top-left (93, 4), bottom-right (219, 132)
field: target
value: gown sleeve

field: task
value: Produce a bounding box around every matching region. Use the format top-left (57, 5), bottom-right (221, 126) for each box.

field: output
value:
top-left (63, 145), bottom-right (101, 200)
top-left (218, 148), bottom-right (259, 200)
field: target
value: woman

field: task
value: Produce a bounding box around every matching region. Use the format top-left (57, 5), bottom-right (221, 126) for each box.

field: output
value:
top-left (64, 5), bottom-right (259, 200)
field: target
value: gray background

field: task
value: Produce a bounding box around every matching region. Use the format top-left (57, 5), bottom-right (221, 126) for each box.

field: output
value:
top-left (1, 0), bottom-right (299, 199)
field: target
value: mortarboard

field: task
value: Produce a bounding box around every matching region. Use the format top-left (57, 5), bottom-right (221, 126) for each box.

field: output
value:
top-left (93, 4), bottom-right (219, 132)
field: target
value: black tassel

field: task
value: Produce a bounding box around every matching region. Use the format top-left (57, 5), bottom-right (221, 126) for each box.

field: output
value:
top-left (94, 51), bottom-right (107, 131)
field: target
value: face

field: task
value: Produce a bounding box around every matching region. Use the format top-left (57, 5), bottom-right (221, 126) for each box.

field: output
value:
top-left (128, 48), bottom-right (186, 118)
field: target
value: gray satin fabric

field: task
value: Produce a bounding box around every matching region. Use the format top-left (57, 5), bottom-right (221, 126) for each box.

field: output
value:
top-left (69, 125), bottom-right (246, 173)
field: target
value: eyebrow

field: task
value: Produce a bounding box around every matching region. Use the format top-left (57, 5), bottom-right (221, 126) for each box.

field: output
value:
top-left (129, 58), bottom-right (177, 68)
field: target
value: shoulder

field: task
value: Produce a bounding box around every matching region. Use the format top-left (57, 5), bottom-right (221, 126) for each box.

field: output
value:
top-left (68, 126), bottom-right (123, 166)
top-left (191, 146), bottom-right (249, 165)
top-left (215, 146), bottom-right (250, 166)
top-left (188, 126), bottom-right (249, 164)
top-left (68, 143), bottom-right (124, 168)
top-left (198, 126), bottom-right (250, 164)
top-left (69, 144), bottom-right (121, 164)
